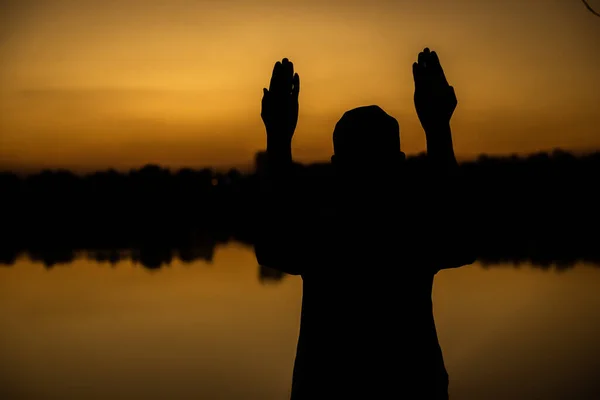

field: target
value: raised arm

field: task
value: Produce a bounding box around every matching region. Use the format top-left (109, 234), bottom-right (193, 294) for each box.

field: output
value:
top-left (413, 48), bottom-right (458, 170)
top-left (261, 58), bottom-right (300, 168)
top-left (254, 58), bottom-right (312, 275)
top-left (412, 48), bottom-right (476, 270)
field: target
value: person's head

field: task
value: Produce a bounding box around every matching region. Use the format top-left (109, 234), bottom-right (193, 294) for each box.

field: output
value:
top-left (331, 105), bottom-right (405, 185)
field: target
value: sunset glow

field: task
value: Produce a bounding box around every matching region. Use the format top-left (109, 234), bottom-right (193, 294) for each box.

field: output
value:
top-left (1, 0), bottom-right (599, 172)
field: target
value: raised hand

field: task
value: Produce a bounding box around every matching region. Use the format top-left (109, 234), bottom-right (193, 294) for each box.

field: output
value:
top-left (261, 58), bottom-right (300, 149)
top-left (412, 48), bottom-right (457, 134)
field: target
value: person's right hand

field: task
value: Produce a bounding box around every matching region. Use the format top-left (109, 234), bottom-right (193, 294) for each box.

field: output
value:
top-left (412, 48), bottom-right (457, 133)
top-left (261, 58), bottom-right (300, 148)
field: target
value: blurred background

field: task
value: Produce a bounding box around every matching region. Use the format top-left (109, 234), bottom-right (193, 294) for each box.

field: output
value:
top-left (1, 1), bottom-right (600, 399)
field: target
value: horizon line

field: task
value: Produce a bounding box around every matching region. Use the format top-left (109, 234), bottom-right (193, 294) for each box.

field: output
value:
top-left (1, 147), bottom-right (598, 177)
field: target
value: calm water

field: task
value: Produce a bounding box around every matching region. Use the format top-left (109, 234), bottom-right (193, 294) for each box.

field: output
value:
top-left (1, 243), bottom-right (599, 399)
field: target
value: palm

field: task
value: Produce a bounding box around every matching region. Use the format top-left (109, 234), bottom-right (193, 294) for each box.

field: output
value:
top-left (261, 58), bottom-right (300, 145)
top-left (413, 48), bottom-right (457, 131)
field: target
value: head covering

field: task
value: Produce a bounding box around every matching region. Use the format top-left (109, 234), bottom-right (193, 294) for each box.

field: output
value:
top-left (333, 105), bottom-right (401, 162)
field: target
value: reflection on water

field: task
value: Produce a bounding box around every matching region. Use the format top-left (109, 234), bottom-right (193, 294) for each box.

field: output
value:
top-left (1, 243), bottom-right (599, 399)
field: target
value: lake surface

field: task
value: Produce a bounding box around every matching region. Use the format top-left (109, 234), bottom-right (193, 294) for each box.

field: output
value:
top-left (1, 243), bottom-right (599, 399)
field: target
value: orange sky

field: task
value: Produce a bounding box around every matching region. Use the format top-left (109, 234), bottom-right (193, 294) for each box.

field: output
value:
top-left (1, 0), bottom-right (599, 172)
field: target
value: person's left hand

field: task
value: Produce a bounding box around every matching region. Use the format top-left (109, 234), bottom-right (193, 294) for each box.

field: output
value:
top-left (261, 58), bottom-right (300, 148)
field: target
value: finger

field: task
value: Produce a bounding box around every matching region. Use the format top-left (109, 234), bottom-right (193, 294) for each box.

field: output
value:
top-left (418, 51), bottom-right (426, 67)
top-left (272, 60), bottom-right (280, 75)
top-left (422, 47), bottom-right (431, 67)
top-left (282, 58), bottom-right (294, 92)
top-left (261, 88), bottom-right (269, 108)
top-left (292, 73), bottom-right (300, 99)
top-left (412, 62), bottom-right (422, 88)
top-left (269, 61), bottom-right (282, 92)
top-left (430, 51), bottom-right (448, 85)
top-left (417, 52), bottom-right (434, 84)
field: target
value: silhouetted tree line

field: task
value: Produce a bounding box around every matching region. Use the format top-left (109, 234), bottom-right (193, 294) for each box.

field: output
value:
top-left (1, 149), bottom-right (599, 270)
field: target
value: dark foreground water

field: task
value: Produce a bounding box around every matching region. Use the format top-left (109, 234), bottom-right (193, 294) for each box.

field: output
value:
top-left (1, 243), bottom-right (599, 399)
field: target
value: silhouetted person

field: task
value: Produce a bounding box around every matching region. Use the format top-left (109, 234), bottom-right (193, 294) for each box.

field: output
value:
top-left (255, 49), bottom-right (476, 399)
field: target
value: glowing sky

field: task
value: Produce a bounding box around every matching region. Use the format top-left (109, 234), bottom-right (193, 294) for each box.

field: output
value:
top-left (1, 0), bottom-right (599, 171)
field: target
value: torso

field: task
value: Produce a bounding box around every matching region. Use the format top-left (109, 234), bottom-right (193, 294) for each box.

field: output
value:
top-left (289, 187), bottom-right (450, 399)
top-left (291, 253), bottom-right (448, 399)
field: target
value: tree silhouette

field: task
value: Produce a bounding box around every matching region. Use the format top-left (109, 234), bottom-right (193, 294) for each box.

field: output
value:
top-left (582, 0), bottom-right (600, 17)
top-left (1, 150), bottom-right (600, 269)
